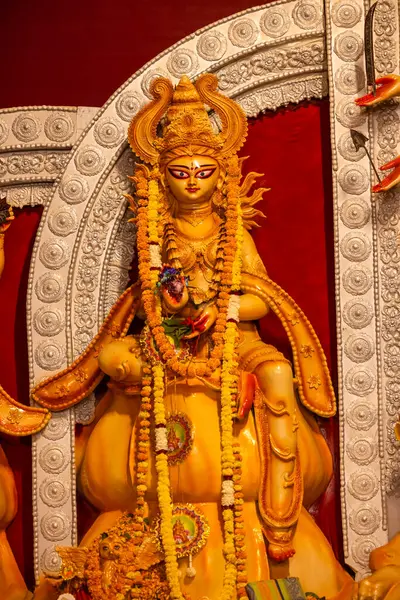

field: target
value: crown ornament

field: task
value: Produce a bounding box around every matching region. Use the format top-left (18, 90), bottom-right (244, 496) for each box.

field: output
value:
top-left (128, 74), bottom-right (248, 165)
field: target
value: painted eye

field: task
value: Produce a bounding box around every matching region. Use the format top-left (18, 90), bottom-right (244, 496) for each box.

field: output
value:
top-left (196, 169), bottom-right (215, 179)
top-left (168, 168), bottom-right (189, 179)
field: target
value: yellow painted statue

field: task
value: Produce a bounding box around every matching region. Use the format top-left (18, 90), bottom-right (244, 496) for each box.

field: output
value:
top-left (32, 74), bottom-right (353, 600)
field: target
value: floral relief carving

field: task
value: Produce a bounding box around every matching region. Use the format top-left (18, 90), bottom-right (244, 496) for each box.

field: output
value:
top-left (5, 184), bottom-right (52, 208)
top-left (343, 299), bottom-right (374, 329)
top-left (33, 307), bottom-right (65, 337)
top-left (0, 151), bottom-right (69, 179)
top-left (72, 160), bottom-right (133, 356)
top-left (347, 437), bottom-right (378, 467)
top-left (344, 333), bottom-right (375, 363)
top-left (35, 273), bottom-right (66, 304)
top-left (216, 41), bottom-right (325, 92)
top-left (237, 76), bottom-right (327, 117)
top-left (39, 478), bottom-right (70, 508)
top-left (374, 0), bottom-right (397, 74)
top-left (35, 340), bottom-right (66, 371)
top-left (372, 4), bottom-right (400, 497)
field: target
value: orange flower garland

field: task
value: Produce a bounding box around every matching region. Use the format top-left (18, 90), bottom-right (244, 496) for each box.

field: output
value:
top-left (131, 155), bottom-right (247, 599)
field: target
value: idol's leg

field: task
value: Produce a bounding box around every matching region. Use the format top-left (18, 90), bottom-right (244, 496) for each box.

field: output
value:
top-left (254, 360), bottom-right (300, 560)
top-left (0, 445), bottom-right (31, 600)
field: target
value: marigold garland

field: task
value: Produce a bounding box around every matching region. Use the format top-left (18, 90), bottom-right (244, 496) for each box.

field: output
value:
top-left (152, 362), bottom-right (184, 600)
top-left (131, 154), bottom-right (248, 599)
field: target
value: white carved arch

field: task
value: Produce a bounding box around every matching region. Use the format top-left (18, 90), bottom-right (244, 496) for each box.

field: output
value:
top-left (1, 0), bottom-right (394, 583)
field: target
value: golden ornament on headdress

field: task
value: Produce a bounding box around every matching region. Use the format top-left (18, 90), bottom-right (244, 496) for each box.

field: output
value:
top-left (128, 73), bottom-right (247, 165)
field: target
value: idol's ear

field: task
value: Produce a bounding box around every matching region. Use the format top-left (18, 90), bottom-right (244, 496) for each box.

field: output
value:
top-left (32, 284), bottom-right (141, 411)
top-left (128, 78), bottom-right (174, 165)
top-left (195, 73), bottom-right (248, 158)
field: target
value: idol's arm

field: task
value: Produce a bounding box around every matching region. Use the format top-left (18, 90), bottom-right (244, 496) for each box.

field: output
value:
top-left (239, 292), bottom-right (268, 320)
top-left (239, 230), bottom-right (300, 560)
top-left (239, 229), bottom-right (269, 320)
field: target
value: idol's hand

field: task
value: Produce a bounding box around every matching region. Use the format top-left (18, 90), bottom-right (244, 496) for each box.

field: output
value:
top-left (373, 156), bottom-right (400, 193)
top-left (161, 283), bottom-right (189, 313)
top-left (355, 75), bottom-right (400, 107)
top-left (352, 566), bottom-right (400, 600)
top-left (182, 303), bottom-right (218, 339)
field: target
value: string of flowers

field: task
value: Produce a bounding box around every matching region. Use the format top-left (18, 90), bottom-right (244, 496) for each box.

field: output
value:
top-left (85, 363), bottom-right (153, 600)
top-left (132, 155), bottom-right (248, 599)
top-left (220, 155), bottom-right (247, 598)
top-left (148, 167), bottom-right (163, 288)
top-left (152, 362), bottom-right (184, 600)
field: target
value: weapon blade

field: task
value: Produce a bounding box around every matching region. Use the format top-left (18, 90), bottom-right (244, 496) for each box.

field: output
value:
top-left (350, 129), bottom-right (381, 182)
top-left (365, 2), bottom-right (378, 95)
top-left (350, 129), bottom-right (368, 152)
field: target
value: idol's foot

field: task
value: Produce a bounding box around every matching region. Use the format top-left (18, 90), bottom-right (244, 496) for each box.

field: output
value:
top-left (269, 508), bottom-right (353, 599)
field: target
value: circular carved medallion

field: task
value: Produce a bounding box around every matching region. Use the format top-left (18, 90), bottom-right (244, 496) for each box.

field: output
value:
top-left (197, 31), bottom-right (227, 61)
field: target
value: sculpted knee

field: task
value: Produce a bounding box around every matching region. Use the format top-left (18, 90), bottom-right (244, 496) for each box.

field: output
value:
top-left (255, 361), bottom-right (296, 407)
top-left (370, 533), bottom-right (400, 570)
top-left (0, 449), bottom-right (18, 529)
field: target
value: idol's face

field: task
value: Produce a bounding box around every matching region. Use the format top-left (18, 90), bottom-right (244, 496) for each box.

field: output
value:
top-left (165, 155), bottom-right (222, 206)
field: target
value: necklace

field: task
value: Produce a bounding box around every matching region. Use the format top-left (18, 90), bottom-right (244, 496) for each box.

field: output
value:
top-left (173, 213), bottom-right (221, 242)
top-left (177, 205), bottom-right (213, 227)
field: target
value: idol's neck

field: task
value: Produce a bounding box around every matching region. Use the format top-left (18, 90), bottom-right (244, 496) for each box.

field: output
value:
top-left (174, 200), bottom-right (219, 234)
top-left (176, 197), bottom-right (213, 216)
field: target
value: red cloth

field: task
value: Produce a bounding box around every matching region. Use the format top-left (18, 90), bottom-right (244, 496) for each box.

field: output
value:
top-left (0, 208), bottom-right (42, 590)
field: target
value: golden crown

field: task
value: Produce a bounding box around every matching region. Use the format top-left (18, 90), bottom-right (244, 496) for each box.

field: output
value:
top-left (128, 74), bottom-right (248, 165)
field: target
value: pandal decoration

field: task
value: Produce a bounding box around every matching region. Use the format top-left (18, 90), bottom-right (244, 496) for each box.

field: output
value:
top-left (40, 74), bottom-right (338, 600)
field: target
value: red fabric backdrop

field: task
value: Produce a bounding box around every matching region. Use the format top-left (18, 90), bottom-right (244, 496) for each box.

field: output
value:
top-left (0, 0), bottom-right (342, 587)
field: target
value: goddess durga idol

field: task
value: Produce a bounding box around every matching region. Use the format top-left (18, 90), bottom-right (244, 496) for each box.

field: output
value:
top-left (32, 74), bottom-right (353, 600)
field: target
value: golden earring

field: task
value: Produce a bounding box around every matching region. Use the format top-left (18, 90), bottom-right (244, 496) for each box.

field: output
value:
top-left (212, 188), bottom-right (223, 207)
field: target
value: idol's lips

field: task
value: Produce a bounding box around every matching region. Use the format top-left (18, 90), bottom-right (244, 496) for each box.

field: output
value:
top-left (186, 187), bottom-right (199, 192)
